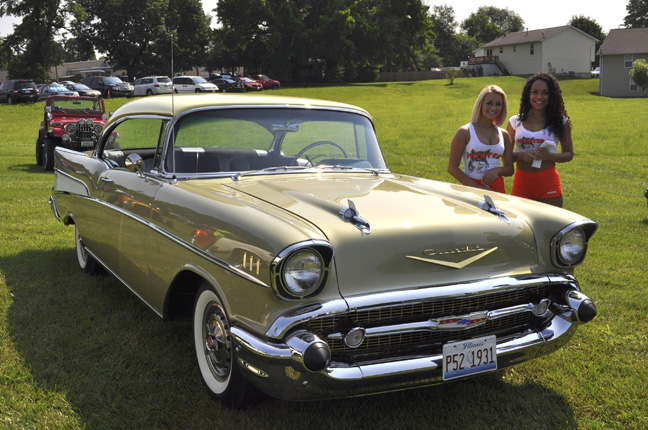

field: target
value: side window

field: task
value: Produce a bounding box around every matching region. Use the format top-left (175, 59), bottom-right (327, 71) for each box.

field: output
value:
top-left (102, 118), bottom-right (168, 171)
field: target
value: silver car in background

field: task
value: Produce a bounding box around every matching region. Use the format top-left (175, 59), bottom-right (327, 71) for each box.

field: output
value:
top-left (132, 76), bottom-right (174, 96)
top-left (172, 76), bottom-right (219, 93)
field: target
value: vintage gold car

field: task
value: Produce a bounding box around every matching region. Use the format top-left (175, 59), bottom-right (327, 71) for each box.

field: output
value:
top-left (49, 94), bottom-right (597, 407)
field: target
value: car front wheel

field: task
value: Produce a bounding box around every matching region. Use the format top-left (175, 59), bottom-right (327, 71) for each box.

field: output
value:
top-left (193, 284), bottom-right (256, 408)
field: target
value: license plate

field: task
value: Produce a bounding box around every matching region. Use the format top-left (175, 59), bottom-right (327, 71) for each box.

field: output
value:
top-left (442, 335), bottom-right (497, 380)
top-left (81, 140), bottom-right (94, 147)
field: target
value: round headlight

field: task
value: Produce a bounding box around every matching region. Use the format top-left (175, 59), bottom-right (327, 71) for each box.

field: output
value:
top-left (64, 123), bottom-right (77, 134)
top-left (87, 119), bottom-right (94, 126)
top-left (93, 124), bottom-right (103, 134)
top-left (78, 118), bottom-right (87, 125)
top-left (558, 228), bottom-right (585, 265)
top-left (282, 250), bottom-right (324, 298)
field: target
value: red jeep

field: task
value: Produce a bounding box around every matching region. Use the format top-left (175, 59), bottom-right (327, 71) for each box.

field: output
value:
top-left (36, 96), bottom-right (107, 171)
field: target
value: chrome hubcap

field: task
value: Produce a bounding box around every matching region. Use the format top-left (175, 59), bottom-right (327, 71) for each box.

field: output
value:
top-left (203, 304), bottom-right (231, 381)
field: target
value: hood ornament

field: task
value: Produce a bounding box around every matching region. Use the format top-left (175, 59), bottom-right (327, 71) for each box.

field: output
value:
top-left (478, 194), bottom-right (510, 224)
top-left (339, 199), bottom-right (372, 235)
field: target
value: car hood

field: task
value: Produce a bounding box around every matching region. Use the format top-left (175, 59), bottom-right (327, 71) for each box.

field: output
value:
top-left (223, 172), bottom-right (564, 297)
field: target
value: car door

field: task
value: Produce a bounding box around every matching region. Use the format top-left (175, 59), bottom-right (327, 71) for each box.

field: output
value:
top-left (175, 77), bottom-right (191, 93)
top-left (97, 117), bottom-right (168, 308)
top-left (132, 79), bottom-right (143, 96)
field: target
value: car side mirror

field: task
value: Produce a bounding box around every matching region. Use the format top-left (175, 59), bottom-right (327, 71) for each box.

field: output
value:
top-left (125, 153), bottom-right (144, 177)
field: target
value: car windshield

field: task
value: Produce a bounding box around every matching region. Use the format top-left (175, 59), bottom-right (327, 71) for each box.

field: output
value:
top-left (73, 84), bottom-right (91, 90)
top-left (50, 98), bottom-right (104, 114)
top-left (193, 77), bottom-right (208, 84)
top-left (165, 108), bottom-right (387, 175)
top-left (157, 77), bottom-right (171, 83)
top-left (50, 85), bottom-right (69, 92)
top-left (105, 77), bottom-right (123, 84)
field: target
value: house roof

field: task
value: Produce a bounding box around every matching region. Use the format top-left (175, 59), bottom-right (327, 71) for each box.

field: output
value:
top-left (598, 28), bottom-right (648, 55)
top-left (481, 25), bottom-right (597, 48)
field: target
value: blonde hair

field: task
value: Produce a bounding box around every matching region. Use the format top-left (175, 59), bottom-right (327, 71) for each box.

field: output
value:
top-left (470, 85), bottom-right (508, 127)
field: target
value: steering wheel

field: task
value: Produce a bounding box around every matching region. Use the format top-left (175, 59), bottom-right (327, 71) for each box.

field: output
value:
top-left (293, 141), bottom-right (348, 166)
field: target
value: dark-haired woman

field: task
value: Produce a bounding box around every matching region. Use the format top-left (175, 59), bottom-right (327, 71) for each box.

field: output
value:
top-left (507, 72), bottom-right (573, 207)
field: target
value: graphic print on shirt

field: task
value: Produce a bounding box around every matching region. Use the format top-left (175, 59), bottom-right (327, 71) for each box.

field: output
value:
top-left (516, 137), bottom-right (544, 151)
top-left (466, 148), bottom-right (502, 175)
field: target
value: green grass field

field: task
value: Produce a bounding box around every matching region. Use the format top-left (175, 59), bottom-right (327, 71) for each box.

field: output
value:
top-left (1, 77), bottom-right (646, 429)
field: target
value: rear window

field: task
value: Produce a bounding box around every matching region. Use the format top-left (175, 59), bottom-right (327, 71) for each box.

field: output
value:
top-left (16, 81), bottom-right (36, 89)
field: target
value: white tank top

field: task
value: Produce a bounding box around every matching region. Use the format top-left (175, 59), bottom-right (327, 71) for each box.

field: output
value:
top-left (462, 123), bottom-right (505, 180)
top-left (508, 114), bottom-right (561, 152)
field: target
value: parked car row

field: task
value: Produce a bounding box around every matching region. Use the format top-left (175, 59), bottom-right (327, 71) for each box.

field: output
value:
top-left (1, 74), bottom-right (281, 104)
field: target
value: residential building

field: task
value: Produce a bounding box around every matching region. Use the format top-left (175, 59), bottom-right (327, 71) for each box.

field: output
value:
top-left (471, 25), bottom-right (598, 77)
top-left (598, 27), bottom-right (648, 97)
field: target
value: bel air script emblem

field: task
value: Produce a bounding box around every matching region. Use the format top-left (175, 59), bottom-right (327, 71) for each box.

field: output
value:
top-left (406, 245), bottom-right (498, 269)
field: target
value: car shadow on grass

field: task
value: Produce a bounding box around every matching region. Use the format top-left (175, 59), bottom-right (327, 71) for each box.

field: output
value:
top-left (8, 162), bottom-right (57, 174)
top-left (3, 248), bottom-right (576, 430)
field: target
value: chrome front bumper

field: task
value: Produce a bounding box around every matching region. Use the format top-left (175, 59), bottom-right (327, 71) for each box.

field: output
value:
top-left (231, 289), bottom-right (593, 401)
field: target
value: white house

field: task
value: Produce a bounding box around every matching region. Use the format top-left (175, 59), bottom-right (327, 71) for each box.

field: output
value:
top-left (472, 25), bottom-right (598, 77)
top-left (597, 27), bottom-right (648, 97)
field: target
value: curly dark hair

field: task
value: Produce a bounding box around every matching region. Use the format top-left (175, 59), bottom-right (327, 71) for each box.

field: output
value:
top-left (518, 72), bottom-right (571, 140)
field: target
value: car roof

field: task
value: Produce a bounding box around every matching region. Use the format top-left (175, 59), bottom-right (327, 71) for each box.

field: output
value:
top-left (106, 94), bottom-right (371, 125)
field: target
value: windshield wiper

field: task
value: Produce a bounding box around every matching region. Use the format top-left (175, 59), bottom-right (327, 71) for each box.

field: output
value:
top-left (317, 164), bottom-right (383, 176)
top-left (231, 165), bottom-right (310, 181)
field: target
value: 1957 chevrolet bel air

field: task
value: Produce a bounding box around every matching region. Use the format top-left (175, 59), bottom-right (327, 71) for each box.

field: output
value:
top-left (49, 94), bottom-right (597, 407)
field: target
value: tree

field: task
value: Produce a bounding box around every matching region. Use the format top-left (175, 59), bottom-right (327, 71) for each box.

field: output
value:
top-left (71, 0), bottom-right (211, 79)
top-left (214, 0), bottom-right (433, 82)
top-left (461, 6), bottom-right (524, 45)
top-left (630, 58), bottom-right (648, 96)
top-left (624, 0), bottom-right (648, 28)
top-left (0, 0), bottom-right (66, 81)
top-left (569, 15), bottom-right (605, 41)
top-left (430, 5), bottom-right (456, 66)
top-left (446, 67), bottom-right (457, 85)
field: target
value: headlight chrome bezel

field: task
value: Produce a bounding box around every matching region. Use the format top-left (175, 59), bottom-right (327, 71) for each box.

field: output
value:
top-left (271, 240), bottom-right (334, 300)
top-left (551, 220), bottom-right (597, 268)
top-left (64, 123), bottom-right (77, 134)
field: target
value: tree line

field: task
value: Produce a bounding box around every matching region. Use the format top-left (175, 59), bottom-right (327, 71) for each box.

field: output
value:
top-left (0, 0), bottom-right (646, 83)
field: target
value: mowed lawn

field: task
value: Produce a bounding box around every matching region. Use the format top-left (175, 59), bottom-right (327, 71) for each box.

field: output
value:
top-left (0, 77), bottom-right (646, 429)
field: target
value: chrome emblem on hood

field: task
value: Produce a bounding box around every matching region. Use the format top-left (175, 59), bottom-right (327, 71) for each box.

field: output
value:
top-left (406, 247), bottom-right (498, 269)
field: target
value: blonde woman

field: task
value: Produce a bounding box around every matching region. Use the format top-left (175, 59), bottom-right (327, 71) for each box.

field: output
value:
top-left (448, 85), bottom-right (514, 193)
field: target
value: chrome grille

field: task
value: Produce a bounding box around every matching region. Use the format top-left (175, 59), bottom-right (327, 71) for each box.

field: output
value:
top-left (76, 123), bottom-right (94, 139)
top-left (305, 284), bottom-right (556, 361)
